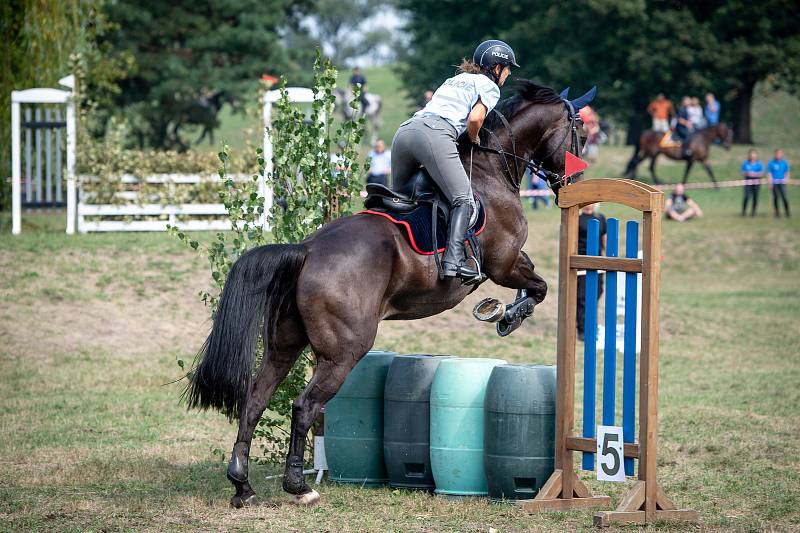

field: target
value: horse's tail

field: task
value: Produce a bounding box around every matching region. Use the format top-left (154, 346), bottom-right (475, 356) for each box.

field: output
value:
top-left (184, 244), bottom-right (308, 419)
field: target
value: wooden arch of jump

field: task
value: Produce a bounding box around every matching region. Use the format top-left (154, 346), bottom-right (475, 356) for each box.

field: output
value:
top-left (519, 179), bottom-right (698, 527)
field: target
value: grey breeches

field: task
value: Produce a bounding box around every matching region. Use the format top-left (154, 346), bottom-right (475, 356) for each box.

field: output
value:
top-left (391, 116), bottom-right (475, 213)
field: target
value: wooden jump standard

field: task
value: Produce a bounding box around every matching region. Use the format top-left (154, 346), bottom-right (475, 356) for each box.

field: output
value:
top-left (517, 179), bottom-right (698, 527)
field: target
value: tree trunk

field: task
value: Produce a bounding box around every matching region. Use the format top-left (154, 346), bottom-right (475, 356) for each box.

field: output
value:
top-left (626, 113), bottom-right (646, 146)
top-left (732, 81), bottom-right (755, 144)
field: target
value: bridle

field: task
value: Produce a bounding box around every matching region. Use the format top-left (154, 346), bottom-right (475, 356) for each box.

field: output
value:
top-left (475, 98), bottom-right (584, 191)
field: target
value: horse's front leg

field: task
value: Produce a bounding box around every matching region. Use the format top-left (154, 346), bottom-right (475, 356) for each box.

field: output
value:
top-left (474, 250), bottom-right (547, 337)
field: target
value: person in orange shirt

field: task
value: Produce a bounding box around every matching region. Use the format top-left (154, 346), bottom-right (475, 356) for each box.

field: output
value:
top-left (647, 93), bottom-right (674, 132)
top-left (579, 105), bottom-right (601, 162)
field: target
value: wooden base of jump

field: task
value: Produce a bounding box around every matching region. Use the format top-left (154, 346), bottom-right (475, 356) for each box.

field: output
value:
top-left (518, 471), bottom-right (697, 527)
top-left (521, 180), bottom-right (697, 528)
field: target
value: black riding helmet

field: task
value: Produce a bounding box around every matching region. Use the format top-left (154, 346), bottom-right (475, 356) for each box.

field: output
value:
top-left (473, 40), bottom-right (520, 83)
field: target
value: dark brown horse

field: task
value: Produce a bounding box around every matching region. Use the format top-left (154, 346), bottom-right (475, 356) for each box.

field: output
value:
top-left (624, 123), bottom-right (733, 185)
top-left (185, 80), bottom-right (594, 508)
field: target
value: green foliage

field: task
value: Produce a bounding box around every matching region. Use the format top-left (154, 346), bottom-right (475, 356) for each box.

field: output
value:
top-left (269, 52), bottom-right (368, 242)
top-left (397, 0), bottom-right (800, 143)
top-left (306, 0), bottom-right (398, 65)
top-left (170, 53), bottom-right (368, 464)
top-left (0, 0), bottom-right (86, 210)
top-left (100, 0), bottom-right (314, 151)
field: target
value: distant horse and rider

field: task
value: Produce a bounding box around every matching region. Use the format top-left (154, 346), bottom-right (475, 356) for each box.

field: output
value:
top-left (334, 87), bottom-right (383, 144)
top-left (624, 122), bottom-right (733, 185)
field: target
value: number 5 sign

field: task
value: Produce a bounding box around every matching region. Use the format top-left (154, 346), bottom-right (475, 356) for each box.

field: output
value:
top-left (596, 426), bottom-right (626, 482)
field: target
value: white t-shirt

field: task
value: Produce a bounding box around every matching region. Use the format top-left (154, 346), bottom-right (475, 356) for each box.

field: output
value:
top-left (415, 73), bottom-right (501, 136)
top-left (368, 149), bottom-right (392, 175)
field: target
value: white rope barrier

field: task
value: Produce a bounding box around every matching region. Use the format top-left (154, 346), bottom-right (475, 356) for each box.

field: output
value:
top-left (359, 178), bottom-right (795, 198)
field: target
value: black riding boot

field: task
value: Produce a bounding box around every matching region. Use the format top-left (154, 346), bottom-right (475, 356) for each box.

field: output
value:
top-left (441, 202), bottom-right (479, 281)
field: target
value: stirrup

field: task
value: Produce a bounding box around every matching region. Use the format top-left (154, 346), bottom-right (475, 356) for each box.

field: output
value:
top-left (442, 256), bottom-right (485, 286)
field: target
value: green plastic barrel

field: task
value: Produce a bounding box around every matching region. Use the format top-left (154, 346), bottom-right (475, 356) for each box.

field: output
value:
top-left (430, 357), bottom-right (506, 496)
top-left (383, 354), bottom-right (452, 490)
top-left (484, 364), bottom-right (556, 501)
top-left (324, 350), bottom-right (396, 486)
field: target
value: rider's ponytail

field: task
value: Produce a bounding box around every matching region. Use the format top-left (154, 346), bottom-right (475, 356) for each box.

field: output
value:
top-left (456, 59), bottom-right (483, 75)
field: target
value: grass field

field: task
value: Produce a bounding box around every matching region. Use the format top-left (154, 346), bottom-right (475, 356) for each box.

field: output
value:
top-left (1, 69), bottom-right (800, 532)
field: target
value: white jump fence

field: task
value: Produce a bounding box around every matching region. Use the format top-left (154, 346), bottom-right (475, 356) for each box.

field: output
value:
top-left (10, 84), bottom-right (319, 234)
top-left (76, 173), bottom-right (248, 233)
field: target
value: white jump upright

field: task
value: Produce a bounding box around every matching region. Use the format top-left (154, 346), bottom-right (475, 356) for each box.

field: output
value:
top-left (10, 75), bottom-right (76, 235)
top-left (261, 87), bottom-right (319, 229)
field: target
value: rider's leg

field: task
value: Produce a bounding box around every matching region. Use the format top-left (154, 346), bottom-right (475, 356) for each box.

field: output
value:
top-left (390, 122), bottom-right (422, 190)
top-left (397, 117), bottom-right (479, 280)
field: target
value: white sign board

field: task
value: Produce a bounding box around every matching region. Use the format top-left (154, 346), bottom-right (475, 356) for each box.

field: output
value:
top-left (596, 425), bottom-right (626, 482)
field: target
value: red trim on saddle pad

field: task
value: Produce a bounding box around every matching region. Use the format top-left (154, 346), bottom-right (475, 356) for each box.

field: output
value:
top-left (358, 208), bottom-right (487, 256)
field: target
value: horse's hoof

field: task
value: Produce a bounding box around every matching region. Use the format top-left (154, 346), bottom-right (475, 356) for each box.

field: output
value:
top-left (230, 493), bottom-right (257, 508)
top-left (473, 298), bottom-right (504, 322)
top-left (293, 489), bottom-right (320, 506)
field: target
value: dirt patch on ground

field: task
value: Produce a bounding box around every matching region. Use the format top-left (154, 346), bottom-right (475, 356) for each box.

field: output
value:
top-left (1, 248), bottom-right (211, 362)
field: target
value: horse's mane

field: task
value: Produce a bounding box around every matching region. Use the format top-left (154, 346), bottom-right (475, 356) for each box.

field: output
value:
top-left (484, 79), bottom-right (562, 130)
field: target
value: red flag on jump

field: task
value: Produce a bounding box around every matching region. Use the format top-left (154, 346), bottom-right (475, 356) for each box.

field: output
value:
top-left (565, 151), bottom-right (589, 178)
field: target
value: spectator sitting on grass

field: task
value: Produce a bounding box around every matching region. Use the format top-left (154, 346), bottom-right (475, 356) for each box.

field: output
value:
top-left (665, 183), bottom-right (703, 221)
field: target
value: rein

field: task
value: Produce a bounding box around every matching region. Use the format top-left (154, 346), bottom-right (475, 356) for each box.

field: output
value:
top-left (477, 99), bottom-right (584, 191)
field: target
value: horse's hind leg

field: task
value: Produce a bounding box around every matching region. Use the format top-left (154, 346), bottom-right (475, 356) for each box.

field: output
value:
top-left (702, 160), bottom-right (719, 188)
top-left (228, 314), bottom-right (308, 508)
top-left (282, 318), bottom-right (379, 503)
top-left (649, 154), bottom-right (661, 184)
top-left (681, 160), bottom-right (695, 184)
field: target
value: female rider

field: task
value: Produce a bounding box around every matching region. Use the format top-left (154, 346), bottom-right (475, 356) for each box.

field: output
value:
top-left (391, 40), bottom-right (518, 283)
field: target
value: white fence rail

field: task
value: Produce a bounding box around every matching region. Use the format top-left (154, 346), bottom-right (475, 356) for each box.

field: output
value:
top-left (77, 173), bottom-right (247, 233)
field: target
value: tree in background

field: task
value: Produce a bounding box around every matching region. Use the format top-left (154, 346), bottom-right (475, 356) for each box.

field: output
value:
top-left (396, 0), bottom-right (502, 103)
top-left (397, 0), bottom-right (800, 144)
top-left (302, 0), bottom-right (402, 66)
top-left (1, 0), bottom-right (83, 210)
top-left (102, 0), bottom-right (313, 151)
top-left (685, 1), bottom-right (800, 143)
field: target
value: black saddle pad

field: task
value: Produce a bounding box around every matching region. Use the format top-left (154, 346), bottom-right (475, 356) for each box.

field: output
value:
top-left (360, 198), bottom-right (486, 255)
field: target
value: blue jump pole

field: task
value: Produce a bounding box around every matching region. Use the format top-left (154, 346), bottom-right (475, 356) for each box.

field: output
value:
top-left (622, 220), bottom-right (639, 476)
top-left (602, 219), bottom-right (619, 427)
top-left (582, 218), bottom-right (600, 471)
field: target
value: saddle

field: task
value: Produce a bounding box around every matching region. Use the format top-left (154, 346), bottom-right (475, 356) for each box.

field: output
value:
top-left (362, 168), bottom-right (486, 278)
top-left (658, 131), bottom-right (681, 148)
top-left (364, 168), bottom-right (447, 217)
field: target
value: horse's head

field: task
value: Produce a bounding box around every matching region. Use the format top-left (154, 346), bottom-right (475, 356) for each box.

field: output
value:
top-left (717, 123), bottom-right (734, 150)
top-left (479, 80), bottom-right (597, 201)
top-left (523, 83), bottom-right (596, 198)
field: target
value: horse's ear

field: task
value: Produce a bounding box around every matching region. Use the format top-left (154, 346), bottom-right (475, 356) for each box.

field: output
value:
top-left (570, 86), bottom-right (597, 111)
top-left (559, 87), bottom-right (571, 99)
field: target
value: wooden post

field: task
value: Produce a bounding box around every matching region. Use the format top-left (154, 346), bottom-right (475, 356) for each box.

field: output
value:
top-left (517, 179), bottom-right (697, 527)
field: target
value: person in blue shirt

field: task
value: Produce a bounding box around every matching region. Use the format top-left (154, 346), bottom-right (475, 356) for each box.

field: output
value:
top-left (704, 93), bottom-right (720, 126)
top-left (768, 149), bottom-right (791, 217)
top-left (741, 149), bottom-right (765, 216)
top-left (525, 167), bottom-right (551, 210)
top-left (349, 67), bottom-right (368, 114)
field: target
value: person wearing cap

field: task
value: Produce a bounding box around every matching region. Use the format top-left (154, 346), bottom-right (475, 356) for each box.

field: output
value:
top-left (391, 40), bottom-right (519, 282)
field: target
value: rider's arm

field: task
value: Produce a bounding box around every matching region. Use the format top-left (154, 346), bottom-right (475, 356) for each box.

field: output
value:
top-left (467, 101), bottom-right (488, 144)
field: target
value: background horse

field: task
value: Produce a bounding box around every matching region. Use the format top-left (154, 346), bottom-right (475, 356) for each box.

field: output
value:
top-left (624, 123), bottom-right (733, 184)
top-left (334, 87), bottom-right (382, 144)
top-left (186, 80), bottom-right (594, 508)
